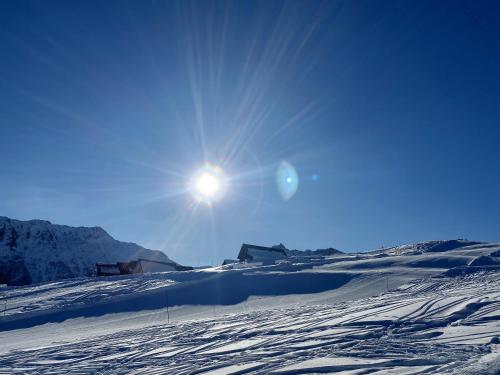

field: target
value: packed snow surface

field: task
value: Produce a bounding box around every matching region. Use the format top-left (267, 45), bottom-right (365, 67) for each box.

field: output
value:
top-left (0, 240), bottom-right (499, 374)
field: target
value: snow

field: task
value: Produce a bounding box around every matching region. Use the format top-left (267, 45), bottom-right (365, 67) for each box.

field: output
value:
top-left (201, 362), bottom-right (265, 374)
top-left (199, 338), bottom-right (267, 354)
top-left (0, 216), bottom-right (177, 285)
top-left (0, 240), bottom-right (499, 373)
top-left (0, 272), bottom-right (176, 319)
top-left (270, 357), bottom-right (394, 373)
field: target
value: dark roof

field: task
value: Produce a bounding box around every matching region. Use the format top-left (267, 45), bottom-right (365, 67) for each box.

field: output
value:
top-left (238, 243), bottom-right (288, 261)
top-left (240, 243), bottom-right (287, 254)
top-left (97, 259), bottom-right (193, 274)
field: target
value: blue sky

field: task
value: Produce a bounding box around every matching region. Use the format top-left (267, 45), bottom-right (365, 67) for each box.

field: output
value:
top-left (1, 0), bottom-right (499, 265)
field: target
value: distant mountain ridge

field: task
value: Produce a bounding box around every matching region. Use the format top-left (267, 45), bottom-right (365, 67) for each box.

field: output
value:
top-left (0, 216), bottom-right (175, 285)
top-left (286, 247), bottom-right (344, 257)
top-left (271, 243), bottom-right (344, 257)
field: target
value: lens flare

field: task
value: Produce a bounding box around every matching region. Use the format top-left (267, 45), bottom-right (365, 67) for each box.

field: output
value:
top-left (276, 161), bottom-right (299, 200)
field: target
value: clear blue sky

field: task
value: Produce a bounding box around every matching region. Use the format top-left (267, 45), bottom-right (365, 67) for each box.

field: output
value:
top-left (1, 0), bottom-right (499, 265)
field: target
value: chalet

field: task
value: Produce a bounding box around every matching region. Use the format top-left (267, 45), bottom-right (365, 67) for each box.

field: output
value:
top-left (96, 258), bottom-right (192, 277)
top-left (117, 260), bottom-right (142, 274)
top-left (95, 263), bottom-right (121, 276)
top-left (237, 243), bottom-right (288, 265)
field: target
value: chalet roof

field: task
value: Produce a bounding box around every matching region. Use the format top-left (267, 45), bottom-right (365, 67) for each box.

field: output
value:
top-left (237, 244), bottom-right (288, 263)
top-left (240, 243), bottom-right (288, 255)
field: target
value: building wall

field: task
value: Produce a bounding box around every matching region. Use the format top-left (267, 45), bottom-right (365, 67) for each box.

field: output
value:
top-left (244, 247), bottom-right (287, 264)
top-left (139, 260), bottom-right (176, 273)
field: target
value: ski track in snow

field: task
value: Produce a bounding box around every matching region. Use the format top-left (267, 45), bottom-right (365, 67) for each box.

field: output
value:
top-left (0, 273), bottom-right (176, 318)
top-left (0, 272), bottom-right (499, 374)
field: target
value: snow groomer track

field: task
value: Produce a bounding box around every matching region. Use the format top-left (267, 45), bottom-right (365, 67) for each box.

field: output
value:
top-left (1, 271), bottom-right (499, 374)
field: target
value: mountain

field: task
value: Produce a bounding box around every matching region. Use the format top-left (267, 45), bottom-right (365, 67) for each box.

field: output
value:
top-left (271, 243), bottom-right (344, 257)
top-left (0, 216), bottom-right (175, 286)
top-left (287, 247), bottom-right (344, 256)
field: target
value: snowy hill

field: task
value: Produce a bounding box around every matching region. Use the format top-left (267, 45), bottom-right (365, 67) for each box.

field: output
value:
top-left (0, 216), bottom-right (174, 285)
top-left (368, 239), bottom-right (482, 256)
top-left (2, 271), bottom-right (499, 374)
top-left (0, 240), bottom-right (498, 373)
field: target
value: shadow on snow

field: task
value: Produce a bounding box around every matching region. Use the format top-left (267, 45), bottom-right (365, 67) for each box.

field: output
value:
top-left (0, 271), bottom-right (353, 331)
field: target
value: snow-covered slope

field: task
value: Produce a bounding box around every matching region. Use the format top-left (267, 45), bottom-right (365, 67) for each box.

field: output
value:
top-left (0, 240), bottom-right (498, 373)
top-left (0, 216), bottom-right (174, 285)
top-left (368, 239), bottom-right (483, 257)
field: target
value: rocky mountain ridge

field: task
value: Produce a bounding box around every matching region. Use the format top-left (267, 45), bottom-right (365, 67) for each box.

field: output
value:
top-left (0, 216), bottom-right (174, 285)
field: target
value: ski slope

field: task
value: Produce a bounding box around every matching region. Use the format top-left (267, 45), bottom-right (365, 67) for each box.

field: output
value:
top-left (0, 241), bottom-right (499, 374)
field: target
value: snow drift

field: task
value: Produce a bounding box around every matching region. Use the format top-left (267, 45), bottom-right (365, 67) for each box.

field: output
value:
top-left (0, 241), bottom-right (499, 374)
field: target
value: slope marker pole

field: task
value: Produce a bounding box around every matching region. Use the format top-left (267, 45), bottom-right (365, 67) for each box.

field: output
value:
top-left (165, 288), bottom-right (170, 324)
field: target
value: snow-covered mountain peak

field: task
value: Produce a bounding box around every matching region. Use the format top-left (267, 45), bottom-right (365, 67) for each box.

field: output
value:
top-left (0, 216), bottom-right (175, 285)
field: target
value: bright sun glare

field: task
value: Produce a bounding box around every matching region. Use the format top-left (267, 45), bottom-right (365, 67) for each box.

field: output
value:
top-left (196, 172), bottom-right (220, 197)
top-left (190, 165), bottom-right (228, 204)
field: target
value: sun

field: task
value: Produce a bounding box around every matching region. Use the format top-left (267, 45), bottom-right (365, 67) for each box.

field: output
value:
top-left (196, 172), bottom-right (220, 197)
top-left (190, 165), bottom-right (228, 204)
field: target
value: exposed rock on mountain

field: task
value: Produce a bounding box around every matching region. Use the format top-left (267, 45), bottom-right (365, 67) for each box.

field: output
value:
top-left (0, 216), bottom-right (175, 286)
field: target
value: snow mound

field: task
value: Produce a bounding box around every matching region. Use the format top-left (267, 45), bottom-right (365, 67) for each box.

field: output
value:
top-left (371, 239), bottom-right (482, 257)
top-left (469, 256), bottom-right (500, 267)
top-left (490, 249), bottom-right (500, 257)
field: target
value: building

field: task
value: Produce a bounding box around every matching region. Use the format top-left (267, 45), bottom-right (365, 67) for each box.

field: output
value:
top-left (96, 258), bottom-right (192, 277)
top-left (137, 258), bottom-right (192, 272)
top-left (95, 263), bottom-right (121, 276)
top-left (237, 243), bottom-right (288, 265)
